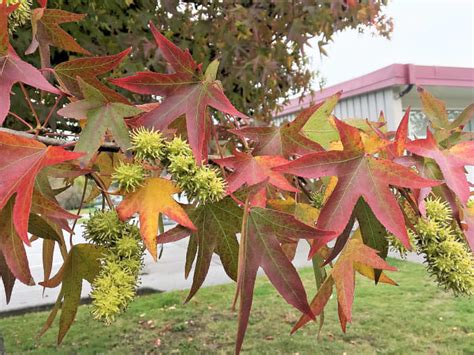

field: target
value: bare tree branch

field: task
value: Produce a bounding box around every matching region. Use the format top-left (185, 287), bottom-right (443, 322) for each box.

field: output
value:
top-left (0, 127), bottom-right (120, 152)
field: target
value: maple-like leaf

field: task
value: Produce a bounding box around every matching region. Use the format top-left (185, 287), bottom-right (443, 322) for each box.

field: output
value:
top-left (301, 92), bottom-right (341, 149)
top-left (235, 207), bottom-right (335, 353)
top-left (110, 22), bottom-right (247, 163)
top-left (292, 238), bottom-right (397, 334)
top-left (117, 177), bottom-right (196, 260)
top-left (214, 150), bottom-right (299, 195)
top-left (40, 244), bottom-right (103, 344)
top-left (274, 118), bottom-right (440, 255)
top-left (229, 104), bottom-right (323, 158)
top-left (54, 48), bottom-right (131, 103)
top-left (0, 13), bottom-right (61, 125)
top-left (406, 129), bottom-right (474, 205)
top-left (0, 132), bottom-right (82, 244)
top-left (0, 198), bottom-right (34, 286)
top-left (26, 7), bottom-right (91, 56)
top-left (160, 197), bottom-right (242, 302)
top-left (57, 78), bottom-right (142, 165)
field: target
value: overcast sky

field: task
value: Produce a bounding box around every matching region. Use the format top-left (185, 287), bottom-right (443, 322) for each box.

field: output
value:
top-left (308, 0), bottom-right (474, 87)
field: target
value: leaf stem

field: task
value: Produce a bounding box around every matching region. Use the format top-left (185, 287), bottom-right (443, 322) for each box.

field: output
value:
top-left (8, 111), bottom-right (33, 130)
top-left (19, 83), bottom-right (41, 129)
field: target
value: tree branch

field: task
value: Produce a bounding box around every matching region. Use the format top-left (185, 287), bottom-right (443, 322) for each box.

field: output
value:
top-left (0, 127), bottom-right (120, 152)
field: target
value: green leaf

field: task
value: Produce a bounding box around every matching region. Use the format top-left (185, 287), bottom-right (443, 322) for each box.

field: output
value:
top-left (354, 198), bottom-right (388, 282)
top-left (302, 93), bottom-right (340, 149)
top-left (161, 197), bottom-right (242, 302)
top-left (39, 244), bottom-right (104, 344)
top-left (57, 78), bottom-right (142, 165)
top-left (418, 87), bottom-right (450, 129)
top-left (204, 59), bottom-right (220, 82)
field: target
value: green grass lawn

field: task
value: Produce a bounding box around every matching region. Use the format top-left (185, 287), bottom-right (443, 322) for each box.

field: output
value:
top-left (1, 258), bottom-right (472, 354)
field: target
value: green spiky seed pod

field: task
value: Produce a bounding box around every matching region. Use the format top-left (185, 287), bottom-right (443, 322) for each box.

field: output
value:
top-left (84, 210), bottom-right (123, 246)
top-left (189, 165), bottom-right (226, 203)
top-left (387, 230), bottom-right (416, 258)
top-left (112, 162), bottom-right (145, 193)
top-left (413, 197), bottom-right (474, 295)
top-left (7, 0), bottom-right (31, 33)
top-left (115, 234), bottom-right (143, 259)
top-left (164, 136), bottom-right (226, 203)
top-left (90, 220), bottom-right (144, 324)
top-left (90, 260), bottom-right (138, 324)
top-left (166, 136), bottom-right (193, 158)
top-left (167, 152), bottom-right (197, 178)
top-left (130, 127), bottom-right (166, 161)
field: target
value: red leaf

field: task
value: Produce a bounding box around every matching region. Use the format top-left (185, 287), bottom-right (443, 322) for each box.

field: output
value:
top-left (0, 198), bottom-right (34, 285)
top-left (54, 48), bottom-right (131, 103)
top-left (214, 150), bottom-right (299, 196)
top-left (406, 129), bottom-right (474, 205)
top-left (236, 207), bottom-right (334, 353)
top-left (110, 23), bottom-right (247, 163)
top-left (274, 119), bottom-right (440, 256)
top-left (26, 8), bottom-right (91, 56)
top-left (0, 132), bottom-right (82, 243)
top-left (0, 1), bottom-right (19, 55)
top-left (230, 104), bottom-right (323, 158)
top-left (0, 49), bottom-right (61, 125)
top-left (292, 238), bottom-right (396, 333)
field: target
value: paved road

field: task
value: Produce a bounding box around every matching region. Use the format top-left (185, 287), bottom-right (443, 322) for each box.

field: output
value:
top-left (0, 223), bottom-right (422, 313)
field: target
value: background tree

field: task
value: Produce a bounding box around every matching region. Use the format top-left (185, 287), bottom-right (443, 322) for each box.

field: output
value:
top-left (10, 0), bottom-right (392, 130)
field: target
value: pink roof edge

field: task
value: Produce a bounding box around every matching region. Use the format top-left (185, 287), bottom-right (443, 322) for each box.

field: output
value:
top-left (278, 63), bottom-right (474, 117)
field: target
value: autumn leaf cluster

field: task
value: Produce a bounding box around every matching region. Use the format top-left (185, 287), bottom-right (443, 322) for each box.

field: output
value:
top-left (0, 1), bottom-right (472, 353)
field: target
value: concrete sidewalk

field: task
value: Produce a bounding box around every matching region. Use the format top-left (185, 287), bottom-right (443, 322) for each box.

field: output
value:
top-left (0, 222), bottom-right (422, 313)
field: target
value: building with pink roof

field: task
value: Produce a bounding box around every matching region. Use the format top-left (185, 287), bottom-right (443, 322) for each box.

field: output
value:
top-left (275, 64), bottom-right (474, 135)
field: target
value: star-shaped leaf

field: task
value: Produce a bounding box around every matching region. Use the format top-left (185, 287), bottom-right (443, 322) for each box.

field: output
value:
top-left (39, 244), bottom-right (103, 344)
top-left (0, 132), bottom-right (82, 243)
top-left (236, 207), bottom-right (335, 353)
top-left (26, 7), bottom-right (91, 56)
top-left (274, 118), bottom-right (440, 256)
top-left (57, 78), bottom-right (142, 165)
top-left (214, 150), bottom-right (299, 195)
top-left (229, 104), bottom-right (323, 158)
top-left (0, 198), bottom-right (34, 287)
top-left (160, 197), bottom-right (242, 302)
top-left (110, 22), bottom-right (247, 163)
top-left (117, 177), bottom-right (196, 260)
top-left (54, 48), bottom-right (131, 102)
top-left (292, 238), bottom-right (397, 334)
top-left (0, 2), bottom-right (61, 126)
top-left (406, 129), bottom-right (474, 205)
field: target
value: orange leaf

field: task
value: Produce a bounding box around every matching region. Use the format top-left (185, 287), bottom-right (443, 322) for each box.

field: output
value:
top-left (117, 178), bottom-right (196, 260)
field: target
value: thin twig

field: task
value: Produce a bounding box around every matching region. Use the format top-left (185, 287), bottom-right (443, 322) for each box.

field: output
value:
top-left (88, 172), bottom-right (114, 209)
top-left (69, 176), bottom-right (89, 247)
top-left (19, 83), bottom-right (41, 128)
top-left (42, 94), bottom-right (63, 129)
